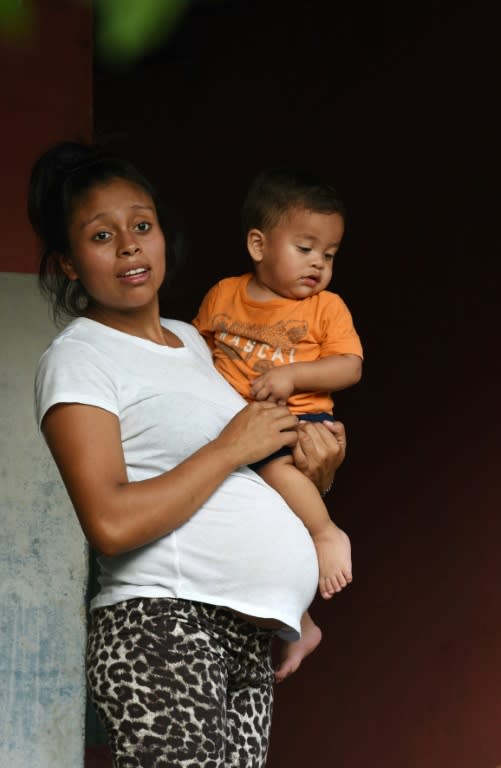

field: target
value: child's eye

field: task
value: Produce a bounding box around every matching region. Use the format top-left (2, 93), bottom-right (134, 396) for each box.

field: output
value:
top-left (325, 252), bottom-right (335, 260)
top-left (93, 231), bottom-right (111, 242)
top-left (297, 246), bottom-right (311, 253)
top-left (135, 221), bottom-right (152, 233)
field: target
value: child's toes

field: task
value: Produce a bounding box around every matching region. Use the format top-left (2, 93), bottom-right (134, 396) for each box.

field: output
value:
top-left (336, 572), bottom-right (348, 589)
top-left (320, 577), bottom-right (337, 599)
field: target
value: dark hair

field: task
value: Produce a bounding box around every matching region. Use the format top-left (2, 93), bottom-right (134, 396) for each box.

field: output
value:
top-left (241, 168), bottom-right (346, 236)
top-left (27, 141), bottom-right (167, 324)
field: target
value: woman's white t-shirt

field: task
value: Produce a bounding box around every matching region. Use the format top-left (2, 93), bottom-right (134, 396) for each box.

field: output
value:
top-left (35, 317), bottom-right (318, 640)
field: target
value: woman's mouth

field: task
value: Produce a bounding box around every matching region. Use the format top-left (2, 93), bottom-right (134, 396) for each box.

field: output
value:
top-left (118, 266), bottom-right (151, 284)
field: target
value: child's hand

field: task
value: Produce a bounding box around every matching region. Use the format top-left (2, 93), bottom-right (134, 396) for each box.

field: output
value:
top-left (251, 366), bottom-right (296, 404)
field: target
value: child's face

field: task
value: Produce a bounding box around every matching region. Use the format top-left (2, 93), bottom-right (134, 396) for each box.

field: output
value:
top-left (250, 208), bottom-right (344, 300)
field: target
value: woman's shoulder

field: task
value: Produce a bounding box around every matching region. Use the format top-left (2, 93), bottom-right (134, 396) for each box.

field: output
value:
top-left (160, 317), bottom-right (195, 335)
top-left (37, 318), bottom-right (88, 361)
top-left (37, 317), bottom-right (113, 366)
top-left (161, 318), bottom-right (213, 361)
top-left (35, 318), bottom-right (120, 429)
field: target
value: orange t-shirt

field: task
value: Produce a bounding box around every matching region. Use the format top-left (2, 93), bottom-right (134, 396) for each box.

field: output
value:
top-left (193, 273), bottom-right (363, 414)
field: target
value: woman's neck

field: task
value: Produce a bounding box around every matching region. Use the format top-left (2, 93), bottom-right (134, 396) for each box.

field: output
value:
top-left (84, 301), bottom-right (170, 346)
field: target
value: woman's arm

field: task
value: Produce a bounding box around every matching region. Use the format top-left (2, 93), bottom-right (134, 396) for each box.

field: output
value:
top-left (42, 399), bottom-right (299, 557)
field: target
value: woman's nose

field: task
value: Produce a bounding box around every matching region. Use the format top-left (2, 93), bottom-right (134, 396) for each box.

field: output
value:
top-left (119, 238), bottom-right (141, 256)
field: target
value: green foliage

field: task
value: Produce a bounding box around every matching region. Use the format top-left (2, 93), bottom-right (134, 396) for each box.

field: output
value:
top-left (0, 0), bottom-right (33, 40)
top-left (1, 0), bottom-right (193, 61)
top-left (96, 0), bottom-right (191, 63)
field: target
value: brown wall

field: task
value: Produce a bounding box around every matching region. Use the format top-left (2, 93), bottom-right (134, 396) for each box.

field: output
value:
top-left (94, 3), bottom-right (499, 766)
top-left (3, 2), bottom-right (497, 766)
top-left (1, 0), bottom-right (92, 274)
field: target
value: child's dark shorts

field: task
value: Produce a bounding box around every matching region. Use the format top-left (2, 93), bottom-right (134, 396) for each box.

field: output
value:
top-left (249, 412), bottom-right (335, 472)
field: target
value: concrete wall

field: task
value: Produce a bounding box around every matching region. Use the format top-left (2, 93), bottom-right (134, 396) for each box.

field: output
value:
top-left (0, 274), bottom-right (88, 767)
top-left (0, 3), bottom-right (92, 765)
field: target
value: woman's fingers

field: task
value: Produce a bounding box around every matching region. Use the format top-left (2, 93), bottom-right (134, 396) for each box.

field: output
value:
top-left (219, 402), bottom-right (298, 466)
top-left (292, 420), bottom-right (346, 491)
top-left (326, 420), bottom-right (347, 460)
top-left (302, 420), bottom-right (346, 468)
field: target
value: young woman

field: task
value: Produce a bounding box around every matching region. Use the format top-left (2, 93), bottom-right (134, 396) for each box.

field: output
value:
top-left (30, 142), bottom-right (347, 768)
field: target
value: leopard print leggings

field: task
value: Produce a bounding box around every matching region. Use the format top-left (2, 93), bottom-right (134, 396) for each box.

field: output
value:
top-left (86, 598), bottom-right (275, 768)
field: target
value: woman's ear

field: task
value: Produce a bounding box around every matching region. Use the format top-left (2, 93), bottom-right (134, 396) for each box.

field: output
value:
top-left (58, 254), bottom-right (79, 281)
top-left (247, 228), bottom-right (266, 265)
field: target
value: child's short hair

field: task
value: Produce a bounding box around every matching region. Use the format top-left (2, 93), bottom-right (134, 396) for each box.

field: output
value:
top-left (242, 168), bottom-right (346, 235)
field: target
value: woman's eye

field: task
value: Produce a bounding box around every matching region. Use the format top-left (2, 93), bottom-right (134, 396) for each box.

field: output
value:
top-left (135, 221), bottom-right (152, 233)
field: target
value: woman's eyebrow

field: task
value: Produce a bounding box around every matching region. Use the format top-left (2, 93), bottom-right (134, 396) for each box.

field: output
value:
top-left (80, 204), bottom-right (154, 229)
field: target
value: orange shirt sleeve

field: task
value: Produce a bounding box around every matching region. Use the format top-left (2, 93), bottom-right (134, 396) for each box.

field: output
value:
top-left (318, 293), bottom-right (363, 359)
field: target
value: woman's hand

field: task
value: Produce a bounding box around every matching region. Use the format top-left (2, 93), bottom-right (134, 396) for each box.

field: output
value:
top-left (216, 401), bottom-right (299, 467)
top-left (292, 420), bottom-right (346, 495)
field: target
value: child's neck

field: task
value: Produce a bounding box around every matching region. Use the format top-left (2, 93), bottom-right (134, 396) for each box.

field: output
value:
top-left (246, 274), bottom-right (288, 302)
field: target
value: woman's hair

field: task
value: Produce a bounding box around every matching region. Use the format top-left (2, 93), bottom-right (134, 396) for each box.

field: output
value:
top-left (241, 168), bottom-right (346, 236)
top-left (28, 141), bottom-right (167, 324)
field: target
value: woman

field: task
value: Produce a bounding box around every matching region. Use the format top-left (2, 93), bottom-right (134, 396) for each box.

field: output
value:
top-left (30, 142), bottom-right (347, 767)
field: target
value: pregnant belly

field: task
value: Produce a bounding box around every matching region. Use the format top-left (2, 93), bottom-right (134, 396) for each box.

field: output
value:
top-left (176, 471), bottom-right (319, 621)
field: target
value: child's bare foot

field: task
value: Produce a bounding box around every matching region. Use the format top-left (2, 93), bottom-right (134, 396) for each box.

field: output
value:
top-left (274, 611), bottom-right (322, 683)
top-left (313, 522), bottom-right (352, 599)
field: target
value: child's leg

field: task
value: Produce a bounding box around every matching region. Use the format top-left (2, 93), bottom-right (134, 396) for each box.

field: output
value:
top-left (258, 456), bottom-right (352, 599)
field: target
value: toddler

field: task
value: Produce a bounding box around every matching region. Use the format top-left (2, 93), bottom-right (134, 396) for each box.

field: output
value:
top-left (194, 169), bottom-right (363, 598)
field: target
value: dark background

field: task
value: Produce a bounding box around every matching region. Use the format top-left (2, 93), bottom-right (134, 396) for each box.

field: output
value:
top-left (1, 1), bottom-right (498, 765)
top-left (0, 0), bottom-right (493, 765)
top-left (92, 1), bottom-right (500, 766)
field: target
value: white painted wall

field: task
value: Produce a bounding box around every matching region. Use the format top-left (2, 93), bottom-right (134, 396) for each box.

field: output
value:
top-left (0, 273), bottom-right (87, 767)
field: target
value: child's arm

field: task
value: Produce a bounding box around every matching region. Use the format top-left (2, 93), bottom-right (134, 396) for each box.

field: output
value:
top-left (251, 354), bottom-right (362, 403)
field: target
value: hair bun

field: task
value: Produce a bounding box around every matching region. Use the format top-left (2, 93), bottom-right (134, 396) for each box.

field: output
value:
top-left (52, 142), bottom-right (108, 175)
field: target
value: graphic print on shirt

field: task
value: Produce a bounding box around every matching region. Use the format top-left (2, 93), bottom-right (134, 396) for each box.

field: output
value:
top-left (211, 312), bottom-right (308, 373)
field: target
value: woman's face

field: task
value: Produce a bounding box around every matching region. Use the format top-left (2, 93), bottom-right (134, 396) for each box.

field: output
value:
top-left (64, 178), bottom-right (166, 318)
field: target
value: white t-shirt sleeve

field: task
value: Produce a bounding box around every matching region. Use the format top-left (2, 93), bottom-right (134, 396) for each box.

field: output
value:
top-left (35, 337), bottom-right (120, 430)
